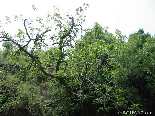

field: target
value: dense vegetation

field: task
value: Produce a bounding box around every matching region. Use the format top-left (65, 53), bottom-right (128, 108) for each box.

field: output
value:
top-left (0, 4), bottom-right (155, 116)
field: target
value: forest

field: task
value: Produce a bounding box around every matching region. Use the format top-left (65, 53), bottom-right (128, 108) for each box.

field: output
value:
top-left (0, 4), bottom-right (155, 116)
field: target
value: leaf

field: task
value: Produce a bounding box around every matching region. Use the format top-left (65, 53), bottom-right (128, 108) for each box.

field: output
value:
top-left (32, 4), bottom-right (37, 10)
top-left (79, 7), bottom-right (83, 12)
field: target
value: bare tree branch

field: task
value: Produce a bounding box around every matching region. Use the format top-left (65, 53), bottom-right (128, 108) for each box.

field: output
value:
top-left (24, 19), bottom-right (32, 40)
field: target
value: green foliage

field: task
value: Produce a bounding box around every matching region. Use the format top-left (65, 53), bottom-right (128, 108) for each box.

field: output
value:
top-left (0, 4), bottom-right (155, 116)
top-left (0, 76), bottom-right (5, 112)
top-left (117, 29), bottom-right (155, 113)
top-left (2, 42), bottom-right (13, 50)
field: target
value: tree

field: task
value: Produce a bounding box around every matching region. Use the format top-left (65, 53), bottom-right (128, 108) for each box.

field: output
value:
top-left (0, 4), bottom-right (91, 116)
top-left (62, 24), bottom-right (131, 116)
top-left (2, 41), bottom-right (13, 50)
top-left (117, 29), bottom-right (155, 113)
top-left (1, 4), bottom-right (154, 116)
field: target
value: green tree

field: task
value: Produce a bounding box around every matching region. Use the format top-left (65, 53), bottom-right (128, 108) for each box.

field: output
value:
top-left (2, 41), bottom-right (13, 50)
top-left (0, 4), bottom-right (91, 116)
top-left (117, 29), bottom-right (155, 113)
top-left (1, 4), bottom-right (155, 116)
top-left (62, 24), bottom-right (131, 115)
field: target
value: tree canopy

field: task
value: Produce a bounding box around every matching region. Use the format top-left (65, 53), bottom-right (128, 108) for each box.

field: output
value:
top-left (0, 4), bottom-right (155, 116)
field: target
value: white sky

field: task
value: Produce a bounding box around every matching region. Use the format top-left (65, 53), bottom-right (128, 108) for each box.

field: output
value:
top-left (0, 0), bottom-right (155, 49)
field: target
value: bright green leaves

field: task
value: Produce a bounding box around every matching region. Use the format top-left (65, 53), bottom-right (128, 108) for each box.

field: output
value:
top-left (76, 3), bottom-right (89, 14)
top-left (17, 29), bottom-right (25, 38)
top-left (65, 23), bottom-right (123, 114)
top-left (115, 29), bottom-right (121, 36)
top-left (53, 12), bottom-right (61, 19)
top-left (36, 17), bottom-right (43, 24)
top-left (1, 2), bottom-right (155, 115)
top-left (76, 7), bottom-right (83, 15)
top-left (128, 29), bottom-right (151, 51)
top-left (75, 3), bottom-right (89, 23)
